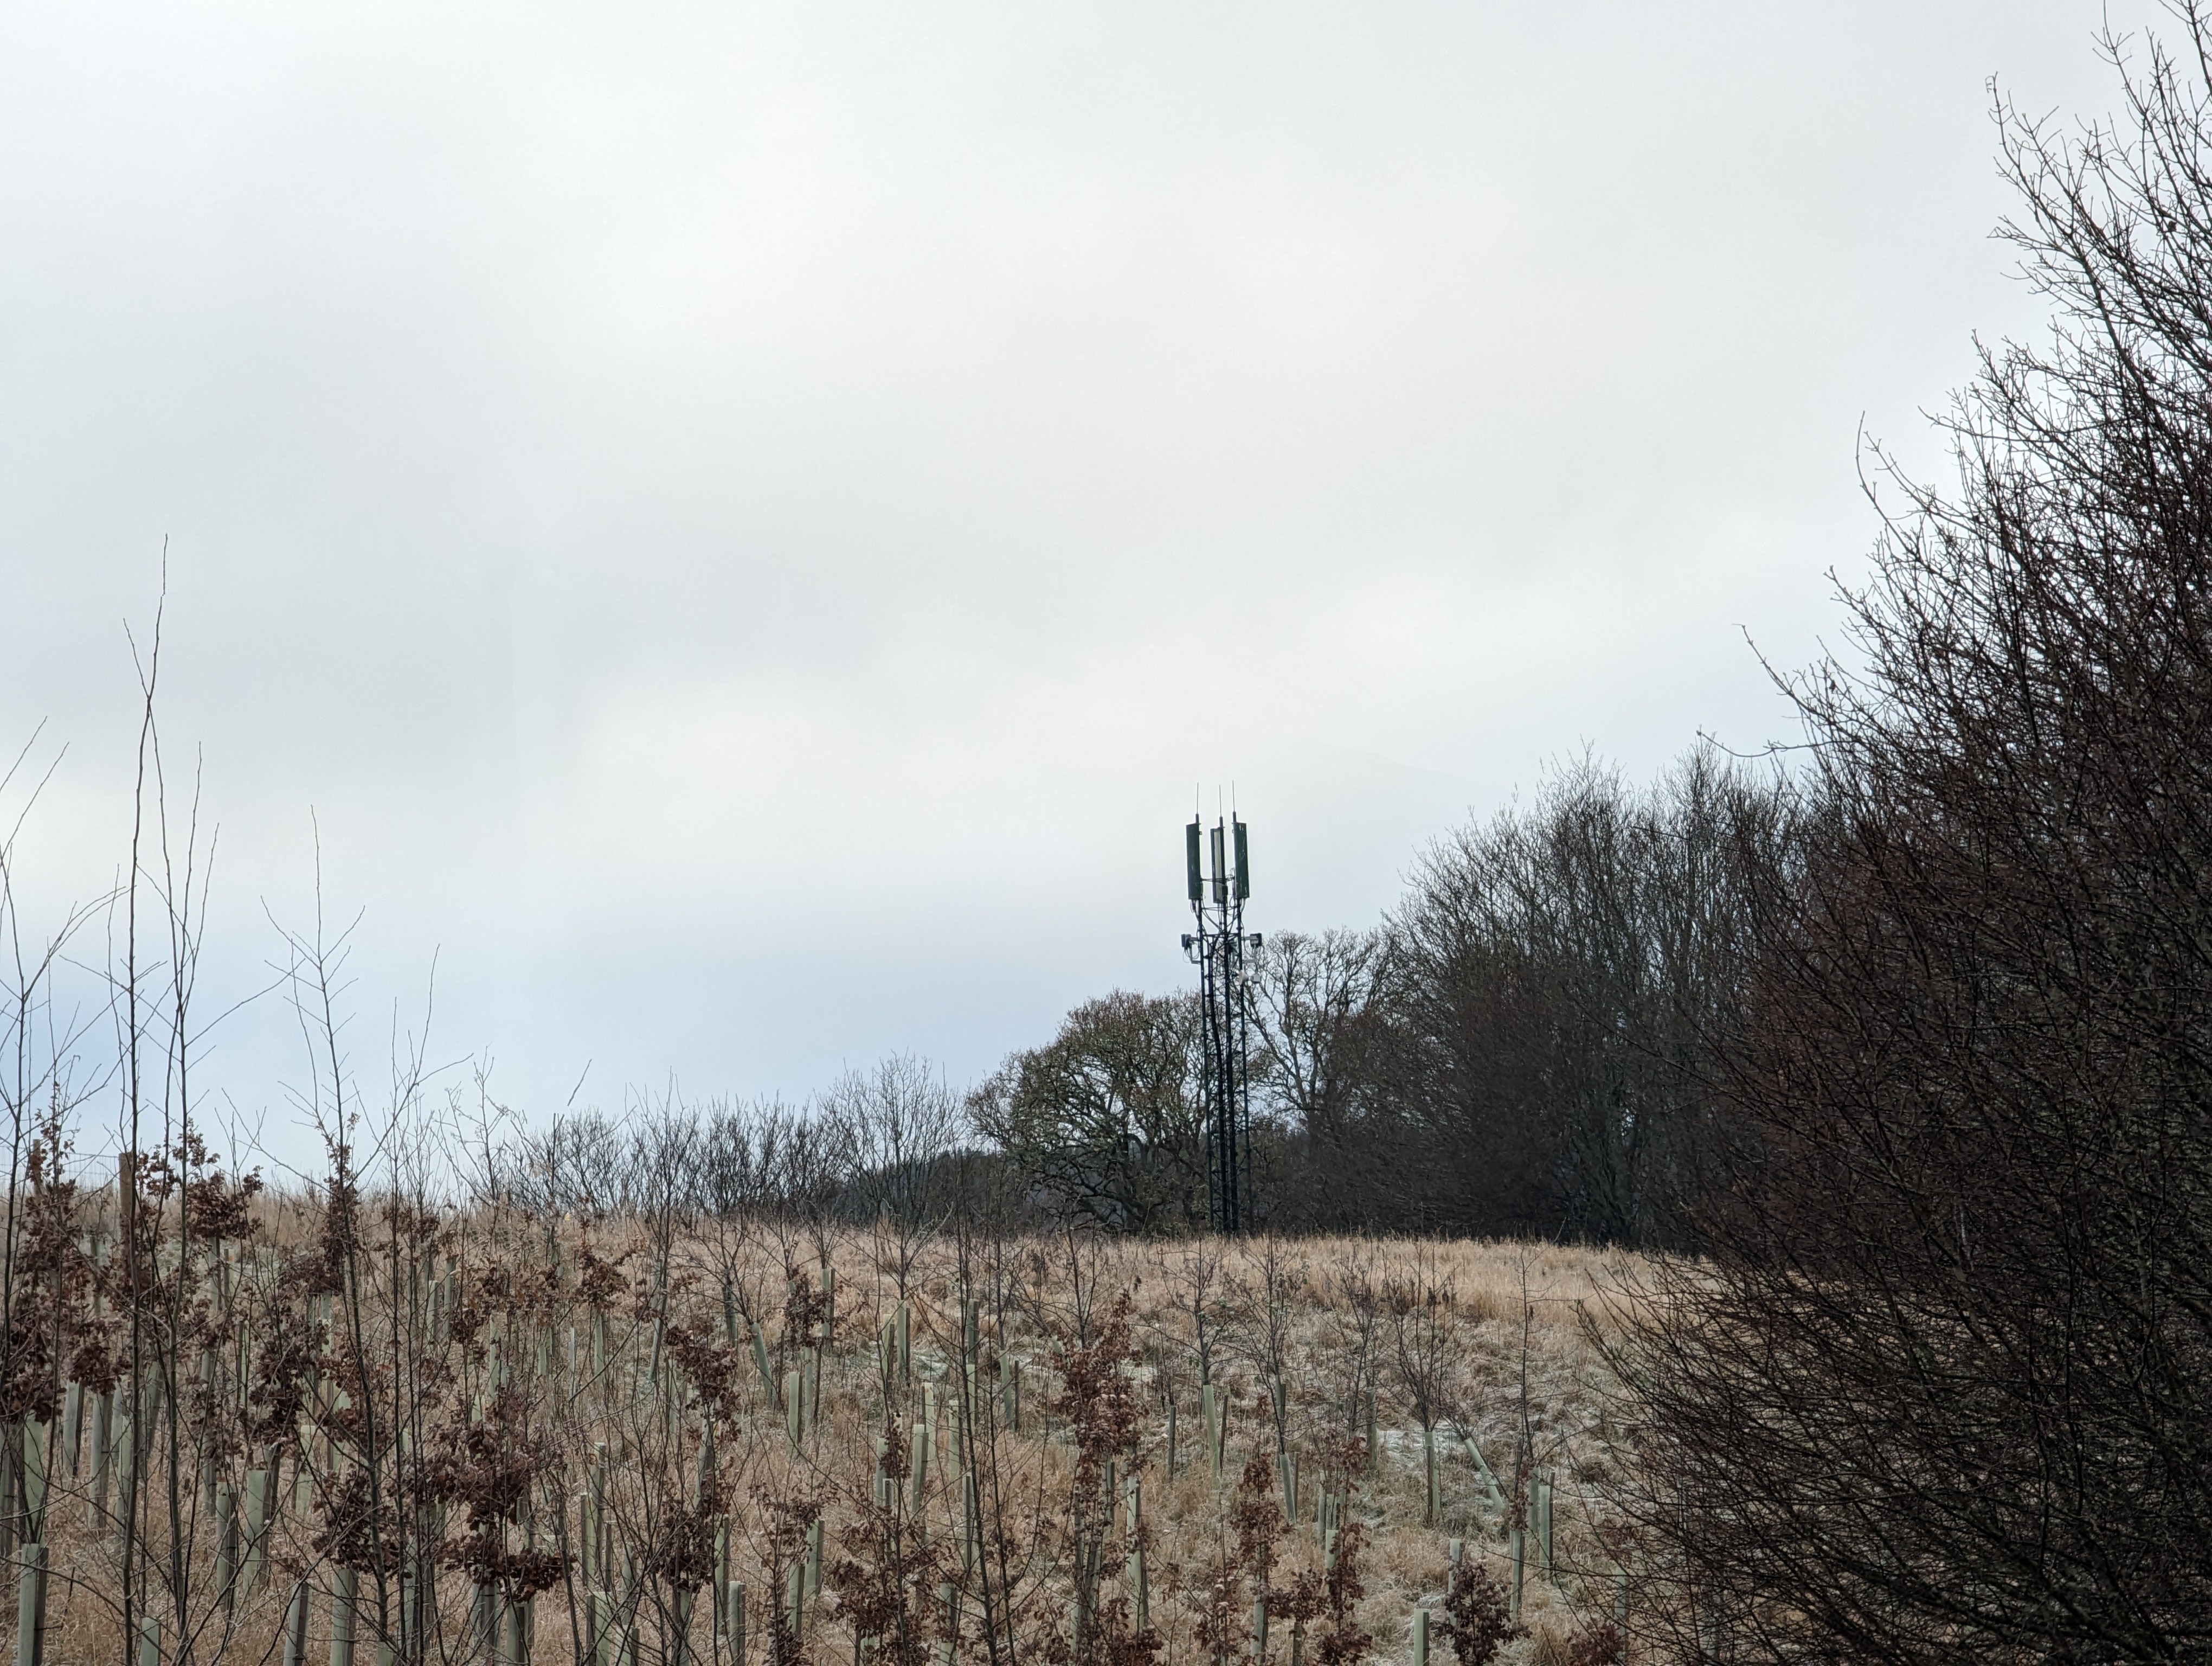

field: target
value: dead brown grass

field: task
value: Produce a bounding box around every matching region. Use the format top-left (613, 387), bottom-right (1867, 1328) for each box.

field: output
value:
top-left (9, 1204), bottom-right (1649, 1666)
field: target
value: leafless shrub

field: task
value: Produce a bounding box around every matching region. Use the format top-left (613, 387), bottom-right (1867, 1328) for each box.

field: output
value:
top-left (1615, 11), bottom-right (2212, 1659)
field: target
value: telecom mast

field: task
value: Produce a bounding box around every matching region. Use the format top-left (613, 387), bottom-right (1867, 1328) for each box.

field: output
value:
top-left (1184, 813), bottom-right (1259, 1233)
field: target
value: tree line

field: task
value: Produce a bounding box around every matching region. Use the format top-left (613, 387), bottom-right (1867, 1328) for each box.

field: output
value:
top-left (9, 9), bottom-right (2204, 1655)
top-left (972, 745), bottom-right (1791, 1250)
top-left (480, 19), bottom-right (2212, 1644)
top-left (983, 14), bottom-right (2212, 1656)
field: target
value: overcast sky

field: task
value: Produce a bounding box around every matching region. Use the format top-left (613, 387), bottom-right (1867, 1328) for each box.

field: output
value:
top-left (0, 0), bottom-right (2169, 1154)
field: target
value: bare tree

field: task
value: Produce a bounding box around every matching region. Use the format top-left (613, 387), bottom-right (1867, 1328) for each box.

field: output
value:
top-left (824, 1053), bottom-right (964, 1302)
top-left (1618, 14), bottom-right (2212, 1658)
top-left (1226, 1235), bottom-right (1307, 1453)
top-left (1384, 746), bottom-right (1791, 1247)
top-left (1152, 1233), bottom-right (1227, 1391)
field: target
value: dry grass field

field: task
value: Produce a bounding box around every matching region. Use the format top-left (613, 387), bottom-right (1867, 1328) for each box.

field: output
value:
top-left (4, 1178), bottom-right (1649, 1666)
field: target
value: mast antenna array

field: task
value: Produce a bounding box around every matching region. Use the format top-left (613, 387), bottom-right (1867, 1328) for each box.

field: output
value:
top-left (1183, 809), bottom-right (1260, 1233)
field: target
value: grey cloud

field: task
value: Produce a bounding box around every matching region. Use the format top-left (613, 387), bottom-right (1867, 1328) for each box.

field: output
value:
top-left (0, 0), bottom-right (2161, 1148)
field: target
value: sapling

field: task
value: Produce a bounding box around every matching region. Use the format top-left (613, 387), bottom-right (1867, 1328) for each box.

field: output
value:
top-left (1432, 1556), bottom-right (1521, 1666)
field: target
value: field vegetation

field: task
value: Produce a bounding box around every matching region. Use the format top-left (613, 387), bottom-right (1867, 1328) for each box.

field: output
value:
top-left (0, 1119), bottom-right (1642, 1666)
top-left (8, 6), bottom-right (2212, 1664)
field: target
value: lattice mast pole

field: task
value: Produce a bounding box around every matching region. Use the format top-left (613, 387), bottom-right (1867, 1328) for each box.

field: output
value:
top-left (1185, 814), bottom-right (1258, 1232)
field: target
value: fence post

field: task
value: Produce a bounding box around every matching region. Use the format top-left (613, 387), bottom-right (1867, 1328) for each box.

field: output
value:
top-left (695, 1418), bottom-right (716, 1507)
top-left (1459, 1434), bottom-right (1503, 1511)
top-left (284, 1579), bottom-right (312, 1666)
top-left (113, 1396), bottom-right (137, 1550)
top-left (590, 1593), bottom-right (613, 1666)
top-left (295, 1436), bottom-right (316, 1517)
top-left (502, 1593), bottom-right (533, 1666)
top-left (472, 1580), bottom-right (501, 1662)
top-left (750, 1324), bottom-right (776, 1406)
top-left (401, 1554), bottom-right (424, 1659)
top-left (672, 1588), bottom-right (693, 1666)
top-left (1201, 1386), bottom-right (1221, 1486)
top-left (22, 1418), bottom-right (46, 1544)
top-left (713, 1518), bottom-right (730, 1636)
top-left (88, 1387), bottom-right (113, 1527)
top-left (246, 1465), bottom-right (272, 1594)
top-left (332, 1566), bottom-right (358, 1666)
top-left (1, 1417), bottom-right (19, 1558)
top-left (61, 1384), bottom-right (83, 1479)
top-left (1423, 1427), bottom-right (1438, 1527)
top-left (1538, 1472), bottom-right (1554, 1579)
top-left (15, 1541), bottom-right (47, 1666)
top-left (215, 1482), bottom-right (238, 1615)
